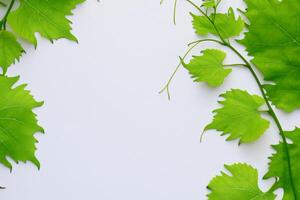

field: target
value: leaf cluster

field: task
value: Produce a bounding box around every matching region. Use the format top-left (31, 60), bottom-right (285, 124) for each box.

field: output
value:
top-left (0, 0), bottom-right (84, 170)
top-left (161, 0), bottom-right (300, 199)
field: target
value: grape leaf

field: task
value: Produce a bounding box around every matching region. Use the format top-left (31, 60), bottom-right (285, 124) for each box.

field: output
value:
top-left (202, 0), bottom-right (216, 8)
top-left (240, 0), bottom-right (300, 112)
top-left (182, 49), bottom-right (231, 87)
top-left (7, 0), bottom-right (85, 46)
top-left (192, 8), bottom-right (244, 39)
top-left (264, 128), bottom-right (300, 199)
top-left (207, 163), bottom-right (276, 200)
top-left (0, 31), bottom-right (23, 74)
top-left (205, 89), bottom-right (270, 144)
top-left (0, 76), bottom-right (43, 169)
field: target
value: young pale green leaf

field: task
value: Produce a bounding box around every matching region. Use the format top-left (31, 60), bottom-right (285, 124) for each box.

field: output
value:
top-left (7, 0), bottom-right (85, 46)
top-left (0, 76), bottom-right (43, 169)
top-left (0, 31), bottom-right (23, 74)
top-left (240, 0), bottom-right (300, 112)
top-left (208, 163), bottom-right (275, 200)
top-left (182, 49), bottom-right (231, 87)
top-left (205, 89), bottom-right (269, 144)
top-left (264, 128), bottom-right (300, 199)
top-left (202, 0), bottom-right (215, 8)
top-left (192, 8), bottom-right (244, 39)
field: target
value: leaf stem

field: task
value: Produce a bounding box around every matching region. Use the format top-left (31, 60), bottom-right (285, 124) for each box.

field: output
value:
top-left (188, 38), bottom-right (223, 46)
top-left (0, 0), bottom-right (15, 30)
top-left (223, 64), bottom-right (246, 67)
top-left (159, 38), bottom-right (222, 99)
top-left (224, 43), bottom-right (297, 199)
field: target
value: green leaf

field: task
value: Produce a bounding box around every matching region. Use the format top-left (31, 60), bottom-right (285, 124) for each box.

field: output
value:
top-left (182, 49), bottom-right (231, 87)
top-left (192, 8), bottom-right (244, 39)
top-left (202, 0), bottom-right (216, 8)
top-left (208, 163), bottom-right (276, 200)
top-left (7, 0), bottom-right (85, 46)
top-left (240, 0), bottom-right (300, 112)
top-left (205, 89), bottom-right (270, 144)
top-left (0, 31), bottom-right (23, 74)
top-left (264, 128), bottom-right (300, 199)
top-left (0, 76), bottom-right (43, 169)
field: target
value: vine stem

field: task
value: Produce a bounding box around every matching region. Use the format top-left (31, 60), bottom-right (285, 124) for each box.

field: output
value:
top-left (225, 44), bottom-right (297, 198)
top-left (0, 0), bottom-right (15, 30)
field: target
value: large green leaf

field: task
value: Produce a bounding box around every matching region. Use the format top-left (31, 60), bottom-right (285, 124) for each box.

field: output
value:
top-left (206, 89), bottom-right (270, 144)
top-left (192, 8), bottom-right (244, 39)
top-left (8, 0), bottom-right (85, 46)
top-left (240, 0), bottom-right (300, 112)
top-left (208, 163), bottom-right (275, 200)
top-left (0, 31), bottom-right (23, 74)
top-left (182, 49), bottom-right (231, 87)
top-left (264, 128), bottom-right (300, 199)
top-left (0, 76), bottom-right (43, 169)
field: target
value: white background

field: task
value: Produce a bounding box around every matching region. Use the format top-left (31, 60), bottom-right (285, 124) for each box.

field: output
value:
top-left (1, 0), bottom-right (300, 199)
